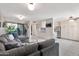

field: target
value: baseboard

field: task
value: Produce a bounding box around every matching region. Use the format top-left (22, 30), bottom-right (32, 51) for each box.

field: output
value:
top-left (60, 37), bottom-right (79, 42)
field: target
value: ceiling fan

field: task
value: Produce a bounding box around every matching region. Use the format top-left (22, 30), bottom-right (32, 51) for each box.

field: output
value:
top-left (68, 16), bottom-right (79, 21)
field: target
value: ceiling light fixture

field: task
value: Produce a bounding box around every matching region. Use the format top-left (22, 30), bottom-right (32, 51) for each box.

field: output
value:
top-left (69, 19), bottom-right (74, 22)
top-left (27, 3), bottom-right (36, 11)
top-left (68, 16), bottom-right (79, 22)
top-left (69, 16), bottom-right (74, 21)
top-left (16, 15), bottom-right (25, 20)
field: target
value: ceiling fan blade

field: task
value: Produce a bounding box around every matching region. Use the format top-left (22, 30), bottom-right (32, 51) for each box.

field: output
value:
top-left (74, 17), bottom-right (79, 20)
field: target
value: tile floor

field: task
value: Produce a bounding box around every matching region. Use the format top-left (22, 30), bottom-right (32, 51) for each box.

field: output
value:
top-left (57, 39), bottom-right (79, 56)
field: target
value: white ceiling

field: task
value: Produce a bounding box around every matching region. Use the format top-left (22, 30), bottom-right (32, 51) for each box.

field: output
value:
top-left (0, 3), bottom-right (79, 21)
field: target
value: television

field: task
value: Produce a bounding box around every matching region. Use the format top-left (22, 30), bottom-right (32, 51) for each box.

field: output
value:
top-left (46, 23), bottom-right (52, 27)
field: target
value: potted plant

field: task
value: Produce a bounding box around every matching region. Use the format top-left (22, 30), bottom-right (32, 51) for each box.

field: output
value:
top-left (5, 25), bottom-right (16, 34)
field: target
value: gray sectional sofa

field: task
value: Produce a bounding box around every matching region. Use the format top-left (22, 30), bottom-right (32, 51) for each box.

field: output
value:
top-left (38, 39), bottom-right (59, 56)
top-left (0, 34), bottom-right (59, 56)
top-left (0, 43), bottom-right (40, 56)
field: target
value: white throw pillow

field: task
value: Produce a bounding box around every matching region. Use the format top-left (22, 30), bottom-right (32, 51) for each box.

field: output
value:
top-left (8, 34), bottom-right (14, 40)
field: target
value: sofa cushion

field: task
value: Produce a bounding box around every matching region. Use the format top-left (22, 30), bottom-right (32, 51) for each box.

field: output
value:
top-left (0, 34), bottom-right (15, 42)
top-left (0, 42), bottom-right (5, 51)
top-left (5, 42), bottom-right (18, 50)
top-left (6, 43), bottom-right (38, 56)
top-left (40, 43), bottom-right (59, 56)
top-left (38, 39), bottom-right (55, 50)
top-left (0, 34), bottom-right (9, 40)
top-left (0, 37), bottom-right (8, 43)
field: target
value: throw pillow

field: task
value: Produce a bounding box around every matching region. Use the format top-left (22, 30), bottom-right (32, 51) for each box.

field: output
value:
top-left (8, 34), bottom-right (14, 40)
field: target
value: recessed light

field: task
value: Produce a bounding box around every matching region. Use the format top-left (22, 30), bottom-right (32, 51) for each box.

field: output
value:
top-left (26, 3), bottom-right (36, 11)
top-left (15, 15), bottom-right (25, 20)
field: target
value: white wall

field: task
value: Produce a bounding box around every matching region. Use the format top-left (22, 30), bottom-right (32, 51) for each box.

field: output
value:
top-left (58, 20), bottom-right (79, 41)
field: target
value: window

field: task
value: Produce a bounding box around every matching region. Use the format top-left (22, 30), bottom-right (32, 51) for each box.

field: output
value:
top-left (3, 22), bottom-right (27, 36)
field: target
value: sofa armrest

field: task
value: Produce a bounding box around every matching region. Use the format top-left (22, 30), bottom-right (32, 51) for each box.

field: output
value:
top-left (38, 39), bottom-right (55, 50)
